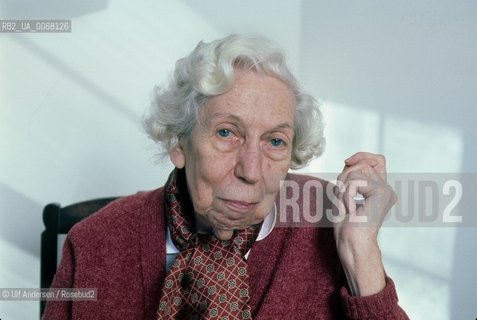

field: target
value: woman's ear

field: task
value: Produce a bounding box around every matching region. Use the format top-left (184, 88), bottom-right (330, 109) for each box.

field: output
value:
top-left (169, 145), bottom-right (186, 169)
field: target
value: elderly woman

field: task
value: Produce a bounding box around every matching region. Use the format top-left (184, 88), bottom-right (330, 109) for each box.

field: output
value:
top-left (43, 34), bottom-right (408, 319)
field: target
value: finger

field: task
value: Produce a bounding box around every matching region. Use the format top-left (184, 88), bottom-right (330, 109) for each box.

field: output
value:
top-left (348, 159), bottom-right (387, 182)
top-left (342, 180), bottom-right (357, 214)
top-left (341, 169), bottom-right (372, 212)
top-left (343, 159), bottom-right (387, 183)
top-left (336, 165), bottom-right (362, 213)
top-left (345, 152), bottom-right (386, 175)
top-left (339, 167), bottom-right (382, 207)
top-left (345, 151), bottom-right (381, 164)
top-left (337, 162), bottom-right (382, 215)
top-left (338, 162), bottom-right (375, 188)
top-left (331, 182), bottom-right (347, 223)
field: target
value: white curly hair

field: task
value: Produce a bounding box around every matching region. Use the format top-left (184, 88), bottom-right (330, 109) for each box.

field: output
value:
top-left (144, 34), bottom-right (325, 169)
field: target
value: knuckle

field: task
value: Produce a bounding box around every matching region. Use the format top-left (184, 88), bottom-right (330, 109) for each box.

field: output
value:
top-left (348, 170), bottom-right (361, 180)
top-left (391, 189), bottom-right (398, 204)
top-left (376, 154), bottom-right (386, 164)
top-left (336, 173), bottom-right (345, 183)
top-left (385, 184), bottom-right (398, 203)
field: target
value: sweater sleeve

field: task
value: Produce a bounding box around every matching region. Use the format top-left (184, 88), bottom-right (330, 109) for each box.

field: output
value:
top-left (41, 236), bottom-right (75, 319)
top-left (340, 276), bottom-right (409, 319)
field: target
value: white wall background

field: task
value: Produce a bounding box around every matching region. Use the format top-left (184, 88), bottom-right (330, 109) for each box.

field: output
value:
top-left (1, 1), bottom-right (476, 319)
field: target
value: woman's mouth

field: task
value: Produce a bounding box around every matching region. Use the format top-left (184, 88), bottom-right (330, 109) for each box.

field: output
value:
top-left (220, 198), bottom-right (259, 213)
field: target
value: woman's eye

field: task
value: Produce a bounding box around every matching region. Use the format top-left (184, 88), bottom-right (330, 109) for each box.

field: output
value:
top-left (270, 138), bottom-right (285, 147)
top-left (217, 129), bottom-right (231, 138)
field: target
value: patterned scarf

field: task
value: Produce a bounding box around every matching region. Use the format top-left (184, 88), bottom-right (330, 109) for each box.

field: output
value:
top-left (157, 168), bottom-right (261, 320)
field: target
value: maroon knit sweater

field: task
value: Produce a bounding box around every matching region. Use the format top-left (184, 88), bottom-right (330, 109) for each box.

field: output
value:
top-left (42, 174), bottom-right (408, 319)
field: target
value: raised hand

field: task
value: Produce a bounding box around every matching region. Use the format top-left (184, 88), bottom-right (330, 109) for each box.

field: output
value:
top-left (333, 152), bottom-right (397, 296)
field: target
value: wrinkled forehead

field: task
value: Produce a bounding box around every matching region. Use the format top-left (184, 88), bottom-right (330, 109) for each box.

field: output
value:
top-left (198, 70), bottom-right (296, 127)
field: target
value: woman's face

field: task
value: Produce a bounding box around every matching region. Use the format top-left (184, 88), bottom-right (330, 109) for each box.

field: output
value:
top-left (169, 70), bottom-right (295, 240)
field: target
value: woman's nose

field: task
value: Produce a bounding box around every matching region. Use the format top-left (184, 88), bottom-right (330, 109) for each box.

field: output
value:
top-left (234, 142), bottom-right (263, 184)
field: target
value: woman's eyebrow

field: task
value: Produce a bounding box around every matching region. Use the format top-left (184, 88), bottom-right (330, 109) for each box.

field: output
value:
top-left (271, 123), bottom-right (294, 131)
top-left (202, 112), bottom-right (243, 127)
top-left (209, 112), bottom-right (241, 121)
top-left (203, 112), bottom-right (294, 132)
